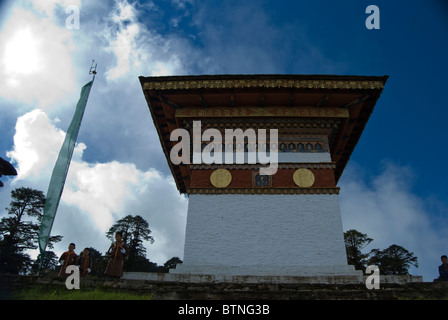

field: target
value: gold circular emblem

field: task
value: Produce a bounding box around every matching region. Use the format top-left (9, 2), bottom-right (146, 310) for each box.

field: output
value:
top-left (210, 169), bottom-right (232, 188)
top-left (293, 169), bottom-right (315, 188)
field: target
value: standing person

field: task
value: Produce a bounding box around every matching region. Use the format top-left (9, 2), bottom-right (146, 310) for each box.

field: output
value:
top-left (104, 232), bottom-right (128, 278)
top-left (438, 255), bottom-right (448, 281)
top-left (78, 248), bottom-right (93, 277)
top-left (58, 243), bottom-right (77, 278)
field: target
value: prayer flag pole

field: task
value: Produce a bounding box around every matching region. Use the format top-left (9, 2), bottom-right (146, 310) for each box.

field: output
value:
top-left (38, 61), bottom-right (97, 273)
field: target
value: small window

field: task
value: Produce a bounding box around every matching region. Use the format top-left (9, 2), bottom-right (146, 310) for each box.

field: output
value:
top-left (279, 143), bottom-right (287, 152)
top-left (255, 174), bottom-right (270, 187)
top-left (288, 143), bottom-right (296, 152)
top-left (259, 143), bottom-right (269, 152)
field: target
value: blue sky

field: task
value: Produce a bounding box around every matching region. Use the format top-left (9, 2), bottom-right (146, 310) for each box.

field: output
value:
top-left (0, 0), bottom-right (447, 282)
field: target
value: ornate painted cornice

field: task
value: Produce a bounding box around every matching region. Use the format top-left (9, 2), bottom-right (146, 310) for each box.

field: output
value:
top-left (141, 76), bottom-right (387, 91)
top-left (187, 187), bottom-right (340, 195)
top-left (189, 163), bottom-right (336, 170)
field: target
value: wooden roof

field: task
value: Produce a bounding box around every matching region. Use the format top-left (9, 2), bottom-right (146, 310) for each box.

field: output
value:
top-left (139, 74), bottom-right (388, 194)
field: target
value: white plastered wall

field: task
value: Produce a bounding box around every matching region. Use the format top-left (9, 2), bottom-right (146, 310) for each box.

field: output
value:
top-left (173, 193), bottom-right (357, 276)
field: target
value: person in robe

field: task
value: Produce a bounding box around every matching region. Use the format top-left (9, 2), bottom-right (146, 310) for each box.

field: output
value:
top-left (58, 243), bottom-right (78, 278)
top-left (78, 248), bottom-right (93, 278)
top-left (104, 232), bottom-right (128, 278)
top-left (438, 255), bottom-right (448, 281)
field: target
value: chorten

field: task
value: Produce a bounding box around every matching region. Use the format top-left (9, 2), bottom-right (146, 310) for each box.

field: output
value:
top-left (139, 74), bottom-right (387, 277)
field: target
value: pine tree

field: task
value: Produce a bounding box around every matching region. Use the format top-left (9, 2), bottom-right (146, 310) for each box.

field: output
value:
top-left (106, 215), bottom-right (154, 271)
top-left (0, 187), bottom-right (62, 274)
top-left (368, 244), bottom-right (418, 275)
top-left (344, 229), bottom-right (373, 271)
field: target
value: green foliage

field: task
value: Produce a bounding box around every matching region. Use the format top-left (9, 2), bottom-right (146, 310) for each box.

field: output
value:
top-left (368, 244), bottom-right (418, 275)
top-left (344, 229), bottom-right (373, 271)
top-left (163, 256), bottom-right (183, 272)
top-left (105, 214), bottom-right (157, 272)
top-left (83, 247), bottom-right (109, 277)
top-left (31, 251), bottom-right (59, 273)
top-left (344, 229), bottom-right (419, 275)
top-left (0, 189), bottom-right (184, 276)
top-left (13, 285), bottom-right (152, 300)
top-left (0, 187), bottom-right (62, 274)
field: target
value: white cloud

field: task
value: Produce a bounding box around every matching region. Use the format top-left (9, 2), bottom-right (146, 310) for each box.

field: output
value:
top-left (4, 28), bottom-right (42, 76)
top-left (29, 0), bottom-right (81, 20)
top-left (339, 162), bottom-right (446, 281)
top-left (6, 109), bottom-right (65, 181)
top-left (172, 0), bottom-right (194, 10)
top-left (103, 0), bottom-right (189, 81)
top-left (6, 108), bottom-right (188, 265)
top-left (105, 1), bottom-right (141, 80)
top-left (63, 160), bottom-right (140, 232)
top-left (0, 6), bottom-right (77, 109)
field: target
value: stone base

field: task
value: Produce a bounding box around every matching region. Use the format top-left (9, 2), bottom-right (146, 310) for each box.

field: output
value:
top-left (0, 274), bottom-right (429, 301)
top-left (123, 271), bottom-right (423, 285)
top-left (123, 270), bottom-right (364, 285)
top-left (170, 263), bottom-right (361, 278)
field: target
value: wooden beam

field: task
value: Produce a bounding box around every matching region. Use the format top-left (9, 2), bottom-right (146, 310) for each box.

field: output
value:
top-left (316, 94), bottom-right (328, 108)
top-left (343, 94), bottom-right (369, 109)
top-left (199, 94), bottom-right (208, 108)
top-left (230, 93), bottom-right (235, 108)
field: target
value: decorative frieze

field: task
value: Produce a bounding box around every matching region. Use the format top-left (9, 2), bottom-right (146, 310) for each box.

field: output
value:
top-left (143, 78), bottom-right (386, 91)
top-left (189, 163), bottom-right (336, 170)
top-left (186, 187), bottom-right (340, 195)
top-left (188, 166), bottom-right (336, 190)
top-left (175, 107), bottom-right (349, 118)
